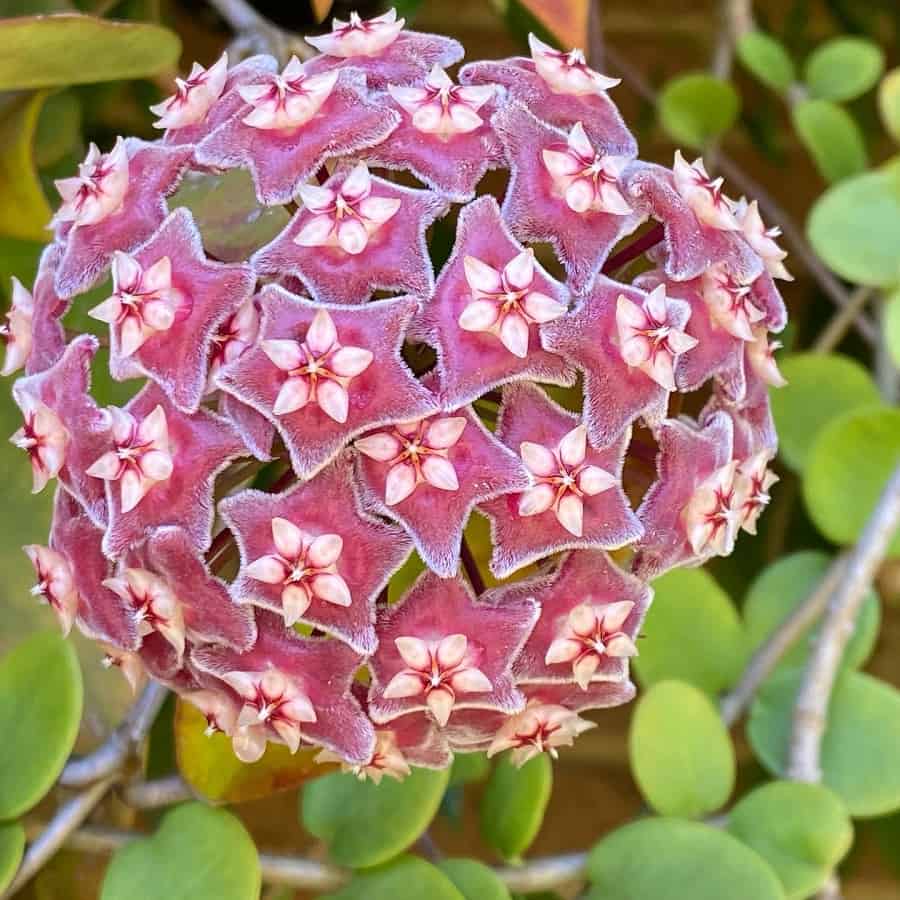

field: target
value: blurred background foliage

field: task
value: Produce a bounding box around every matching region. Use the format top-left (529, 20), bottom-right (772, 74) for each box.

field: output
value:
top-left (1, 0), bottom-right (900, 898)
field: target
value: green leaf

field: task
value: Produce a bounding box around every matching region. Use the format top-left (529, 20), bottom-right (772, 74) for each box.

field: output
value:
top-left (34, 90), bottom-right (81, 168)
top-left (629, 680), bottom-right (734, 818)
top-left (878, 67), bottom-right (900, 143)
top-left (0, 91), bottom-right (53, 241)
top-left (0, 631), bottom-right (83, 819)
top-left (0, 14), bottom-right (181, 90)
top-left (449, 751), bottom-right (491, 786)
top-left (737, 31), bottom-right (796, 93)
top-left (804, 37), bottom-right (884, 102)
top-left (0, 822), bottom-right (25, 894)
top-left (769, 353), bottom-right (881, 471)
top-left (101, 803), bottom-right (260, 900)
top-left (743, 551), bottom-right (880, 676)
top-left (803, 406), bottom-right (900, 557)
top-left (323, 855), bottom-right (465, 900)
top-left (885, 288), bottom-right (900, 368)
top-left (174, 699), bottom-right (330, 803)
top-left (633, 568), bottom-right (744, 696)
top-left (437, 859), bottom-right (511, 900)
top-left (658, 72), bottom-right (741, 148)
top-left (727, 781), bottom-right (852, 900)
top-left (807, 169), bottom-right (900, 287)
top-left (748, 669), bottom-right (900, 817)
top-left (302, 766), bottom-right (450, 868)
top-left (480, 753), bottom-right (552, 862)
top-left (586, 818), bottom-right (785, 900)
top-left (791, 100), bottom-right (867, 183)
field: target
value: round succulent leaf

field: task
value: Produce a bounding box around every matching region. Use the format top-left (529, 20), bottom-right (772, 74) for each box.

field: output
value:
top-left (803, 407), bottom-right (900, 557)
top-left (437, 858), bottom-right (511, 900)
top-left (449, 751), bottom-right (491, 787)
top-left (629, 680), bottom-right (735, 818)
top-left (323, 855), bottom-right (465, 900)
top-left (791, 100), bottom-right (867, 184)
top-left (878, 68), bottom-right (900, 143)
top-left (658, 72), bottom-right (741, 148)
top-left (0, 14), bottom-right (181, 90)
top-left (100, 803), bottom-right (260, 900)
top-left (727, 781), bottom-right (853, 900)
top-left (885, 288), bottom-right (900, 368)
top-left (737, 31), bottom-right (796, 93)
top-left (0, 822), bottom-right (25, 895)
top-left (748, 669), bottom-right (900, 817)
top-left (807, 169), bottom-right (900, 287)
top-left (804, 36), bottom-right (885, 102)
top-left (633, 568), bottom-right (744, 696)
top-left (0, 631), bottom-right (83, 819)
top-left (174, 699), bottom-right (332, 804)
top-left (586, 818), bottom-right (785, 900)
top-left (480, 753), bottom-right (553, 862)
top-left (301, 766), bottom-right (450, 868)
top-left (770, 353), bottom-right (881, 472)
top-left (743, 551), bottom-right (880, 675)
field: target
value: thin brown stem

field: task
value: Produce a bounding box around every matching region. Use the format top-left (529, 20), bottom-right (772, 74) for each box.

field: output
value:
top-left (460, 537), bottom-right (486, 595)
top-left (601, 223), bottom-right (665, 276)
top-left (812, 287), bottom-right (872, 354)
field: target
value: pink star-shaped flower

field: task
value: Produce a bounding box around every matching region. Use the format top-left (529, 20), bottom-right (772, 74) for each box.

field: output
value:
top-left (53, 139), bottom-right (192, 298)
top-left (195, 60), bottom-right (399, 206)
top-left (478, 383), bottom-right (642, 578)
top-left (486, 701), bottom-right (597, 767)
top-left (220, 452), bottom-right (411, 653)
top-left (418, 196), bottom-right (575, 408)
top-left (459, 34), bottom-right (636, 158)
top-left (23, 541), bottom-right (79, 636)
top-left (362, 65), bottom-right (506, 202)
top-left (252, 162), bottom-right (448, 304)
top-left (541, 276), bottom-right (697, 447)
top-left (89, 209), bottom-right (256, 412)
top-left (368, 571), bottom-right (538, 726)
top-left (734, 197), bottom-right (793, 281)
top-left (12, 336), bottom-right (110, 525)
top-left (217, 285), bottom-right (437, 479)
top-left (193, 611), bottom-right (375, 765)
top-left (94, 383), bottom-right (245, 558)
top-left (151, 52), bottom-right (230, 132)
top-left (354, 392), bottom-right (530, 577)
top-left (303, 8), bottom-right (464, 89)
top-left (632, 410), bottom-right (737, 579)
top-left (494, 102), bottom-right (645, 292)
top-left (623, 160), bottom-right (764, 285)
top-left (2, 277), bottom-right (35, 377)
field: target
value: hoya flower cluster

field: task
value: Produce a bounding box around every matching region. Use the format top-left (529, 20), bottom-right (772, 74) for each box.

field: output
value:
top-left (8, 10), bottom-right (788, 780)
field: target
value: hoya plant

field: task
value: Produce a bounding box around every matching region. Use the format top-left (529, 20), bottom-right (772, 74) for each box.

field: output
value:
top-left (0, 1), bottom-right (897, 899)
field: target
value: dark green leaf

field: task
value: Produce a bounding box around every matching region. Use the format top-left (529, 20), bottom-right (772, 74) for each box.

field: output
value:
top-left (34, 90), bottom-right (81, 168)
top-left (437, 859), bottom-right (511, 900)
top-left (769, 353), bottom-right (881, 472)
top-left (804, 37), bottom-right (884, 101)
top-left (658, 72), bottom-right (741, 147)
top-left (629, 680), bottom-right (734, 818)
top-left (803, 407), bottom-right (900, 557)
top-left (323, 855), bottom-right (465, 900)
top-left (0, 822), bottom-right (25, 894)
top-left (727, 781), bottom-right (852, 900)
top-left (748, 669), bottom-right (900, 817)
top-left (586, 818), bottom-right (785, 900)
top-left (302, 766), bottom-right (450, 868)
top-left (737, 31), bottom-right (796, 93)
top-left (791, 100), bottom-right (867, 183)
top-left (0, 14), bottom-right (181, 90)
top-left (101, 803), bottom-right (260, 900)
top-left (480, 753), bottom-right (552, 862)
top-left (633, 568), bottom-right (744, 696)
top-left (0, 631), bottom-right (83, 819)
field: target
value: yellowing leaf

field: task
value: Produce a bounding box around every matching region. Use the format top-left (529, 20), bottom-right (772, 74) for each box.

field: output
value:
top-left (519, 0), bottom-right (588, 50)
top-left (311, 0), bottom-right (335, 24)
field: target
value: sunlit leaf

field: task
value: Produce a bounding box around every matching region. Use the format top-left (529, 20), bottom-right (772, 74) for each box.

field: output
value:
top-left (0, 631), bottom-right (83, 819)
top-left (100, 803), bottom-right (260, 900)
top-left (175, 699), bottom-right (332, 804)
top-left (770, 353), bottom-right (882, 471)
top-left (791, 100), bottom-right (867, 183)
top-left (878, 67), bottom-right (900, 143)
top-left (803, 36), bottom-right (884, 102)
top-left (323, 855), bottom-right (464, 900)
top-left (0, 14), bottom-right (181, 90)
top-left (302, 766), bottom-right (450, 868)
top-left (748, 669), bottom-right (900, 817)
top-left (0, 91), bottom-right (52, 241)
top-left (727, 781), bottom-right (852, 900)
top-left (630, 680), bottom-right (734, 818)
top-left (437, 859), bottom-right (511, 900)
top-left (0, 822), bottom-right (25, 895)
top-left (658, 72), bottom-right (741, 148)
top-left (586, 818), bottom-right (785, 900)
top-left (517, 0), bottom-right (588, 50)
top-left (480, 753), bottom-right (552, 862)
top-left (736, 31), bottom-right (795, 93)
top-left (803, 407), bottom-right (900, 557)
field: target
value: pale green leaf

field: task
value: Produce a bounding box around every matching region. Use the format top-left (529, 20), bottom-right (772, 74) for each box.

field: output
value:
top-left (792, 99), bottom-right (867, 183)
top-left (658, 72), bottom-right (741, 148)
top-left (323, 855), bottom-right (465, 900)
top-left (878, 67), bottom-right (900, 143)
top-left (804, 37), bottom-right (884, 102)
top-left (437, 859), bottom-right (511, 900)
top-left (737, 31), bottom-right (796, 93)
